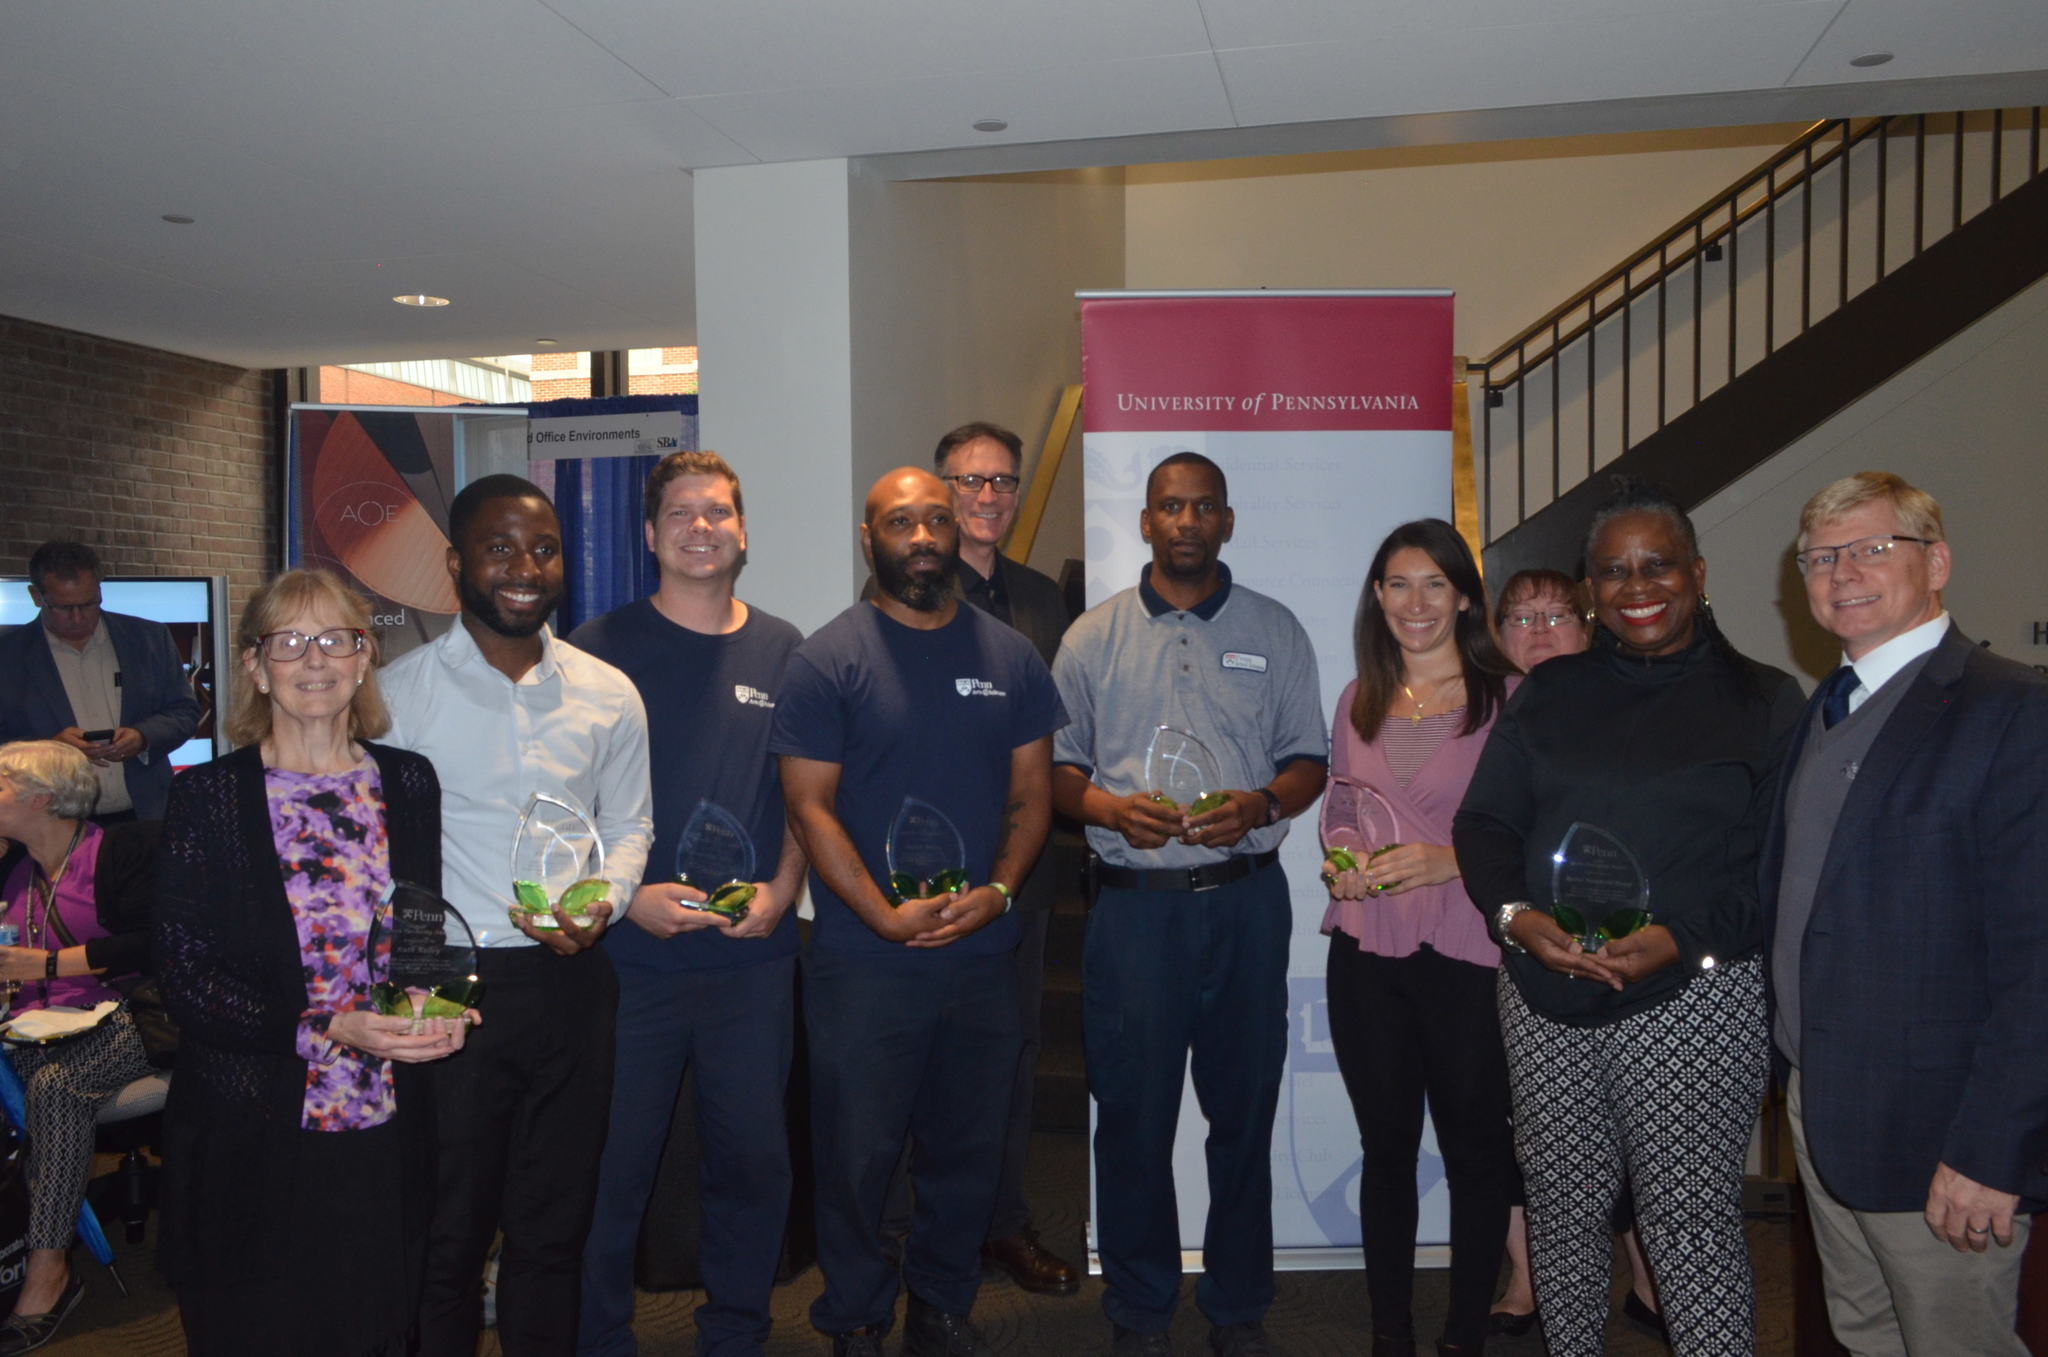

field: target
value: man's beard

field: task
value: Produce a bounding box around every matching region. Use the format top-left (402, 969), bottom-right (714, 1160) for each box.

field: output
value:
top-left (457, 573), bottom-right (558, 638)
top-left (874, 546), bottom-right (956, 613)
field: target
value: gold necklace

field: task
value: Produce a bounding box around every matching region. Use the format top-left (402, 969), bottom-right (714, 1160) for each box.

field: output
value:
top-left (1400, 674), bottom-right (1462, 723)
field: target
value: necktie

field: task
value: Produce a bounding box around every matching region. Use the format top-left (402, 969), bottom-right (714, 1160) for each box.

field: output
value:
top-left (1820, 664), bottom-right (1859, 729)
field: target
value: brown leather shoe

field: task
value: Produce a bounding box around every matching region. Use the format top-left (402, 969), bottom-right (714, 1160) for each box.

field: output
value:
top-left (980, 1229), bottom-right (1080, 1295)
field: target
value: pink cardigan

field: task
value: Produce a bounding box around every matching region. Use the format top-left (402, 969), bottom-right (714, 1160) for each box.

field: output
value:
top-left (1318, 676), bottom-right (1514, 968)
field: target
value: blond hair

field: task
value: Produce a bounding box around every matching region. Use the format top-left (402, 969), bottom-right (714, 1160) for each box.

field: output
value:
top-left (225, 569), bottom-right (390, 748)
top-left (1799, 471), bottom-right (1945, 544)
top-left (0, 741), bottom-right (98, 820)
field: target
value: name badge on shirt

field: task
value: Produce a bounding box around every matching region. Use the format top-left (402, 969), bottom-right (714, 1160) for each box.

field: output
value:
top-left (1221, 652), bottom-right (1268, 674)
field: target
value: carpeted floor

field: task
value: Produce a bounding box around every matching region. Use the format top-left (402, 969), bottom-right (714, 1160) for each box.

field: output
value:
top-left (44, 1128), bottom-right (1801, 1354)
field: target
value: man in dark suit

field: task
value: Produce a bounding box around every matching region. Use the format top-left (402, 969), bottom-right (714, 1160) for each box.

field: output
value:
top-left (0, 542), bottom-right (200, 821)
top-left (930, 421), bottom-right (1080, 1294)
top-left (1765, 471), bottom-right (2047, 1356)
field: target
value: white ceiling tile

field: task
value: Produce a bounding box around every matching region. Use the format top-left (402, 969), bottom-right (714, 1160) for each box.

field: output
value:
top-left (1218, 3), bottom-right (1843, 127)
top-left (1788, 0), bottom-right (2048, 84)
top-left (684, 52), bottom-right (1235, 162)
top-left (539, 0), bottom-right (1215, 97)
top-left (1197, 0), bottom-right (1832, 50)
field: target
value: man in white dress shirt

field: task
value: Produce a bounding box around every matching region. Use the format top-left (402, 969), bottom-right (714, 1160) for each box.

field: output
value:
top-left (382, 473), bottom-right (653, 1357)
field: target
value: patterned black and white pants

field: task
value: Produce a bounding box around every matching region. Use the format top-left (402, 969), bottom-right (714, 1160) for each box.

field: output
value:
top-left (1500, 957), bottom-right (1768, 1357)
top-left (8, 1006), bottom-right (157, 1250)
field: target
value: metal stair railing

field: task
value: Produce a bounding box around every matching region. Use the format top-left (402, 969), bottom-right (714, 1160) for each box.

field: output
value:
top-left (1473, 108), bottom-right (2047, 546)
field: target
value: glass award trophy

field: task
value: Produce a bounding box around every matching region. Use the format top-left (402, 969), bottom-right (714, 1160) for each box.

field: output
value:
top-left (1549, 821), bottom-right (1654, 951)
top-left (368, 881), bottom-right (483, 1030)
top-left (510, 793), bottom-right (609, 930)
top-left (674, 799), bottom-right (758, 923)
top-left (1318, 776), bottom-right (1403, 890)
top-left (884, 797), bottom-right (968, 905)
top-left (1144, 725), bottom-right (1229, 814)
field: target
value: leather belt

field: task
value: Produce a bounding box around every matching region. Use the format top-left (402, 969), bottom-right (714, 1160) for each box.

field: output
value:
top-left (1094, 850), bottom-right (1280, 895)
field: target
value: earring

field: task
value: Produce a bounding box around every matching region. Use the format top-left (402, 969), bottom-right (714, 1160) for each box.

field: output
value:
top-left (258, 684), bottom-right (269, 694)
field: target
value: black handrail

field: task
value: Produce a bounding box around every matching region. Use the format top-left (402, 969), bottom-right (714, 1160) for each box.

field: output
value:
top-left (1473, 107), bottom-right (2047, 546)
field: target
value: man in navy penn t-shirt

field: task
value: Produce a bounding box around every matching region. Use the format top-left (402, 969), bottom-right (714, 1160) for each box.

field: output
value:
top-left (569, 451), bottom-right (807, 1356)
top-left (772, 466), bottom-right (1065, 1357)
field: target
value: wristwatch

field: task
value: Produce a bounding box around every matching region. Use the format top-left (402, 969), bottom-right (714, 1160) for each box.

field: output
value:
top-left (1494, 901), bottom-right (1534, 953)
top-left (1257, 787), bottom-right (1281, 826)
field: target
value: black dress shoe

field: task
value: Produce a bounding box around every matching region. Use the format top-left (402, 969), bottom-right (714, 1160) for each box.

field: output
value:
top-left (1621, 1291), bottom-right (1667, 1339)
top-left (981, 1228), bottom-right (1080, 1295)
top-left (830, 1327), bottom-right (885, 1357)
top-left (1371, 1330), bottom-right (1415, 1357)
top-left (1487, 1307), bottom-right (1537, 1337)
top-left (903, 1293), bottom-right (993, 1357)
top-left (1112, 1325), bottom-right (1173, 1355)
top-left (0, 1274), bottom-right (84, 1356)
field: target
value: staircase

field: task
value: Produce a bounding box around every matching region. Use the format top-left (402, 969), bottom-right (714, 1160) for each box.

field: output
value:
top-left (1475, 108), bottom-right (2048, 582)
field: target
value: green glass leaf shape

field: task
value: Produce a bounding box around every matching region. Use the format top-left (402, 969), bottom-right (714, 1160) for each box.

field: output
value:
top-left (1599, 907), bottom-right (1653, 940)
top-left (1190, 791), bottom-right (1230, 815)
top-left (1323, 847), bottom-right (1358, 873)
top-left (706, 882), bottom-right (757, 921)
top-left (369, 982), bottom-right (412, 1018)
top-left (929, 868), bottom-right (970, 895)
top-left (886, 872), bottom-right (919, 906)
top-left (1552, 903), bottom-right (1588, 936)
top-left (513, 879), bottom-right (549, 913)
top-left (558, 878), bottom-right (609, 915)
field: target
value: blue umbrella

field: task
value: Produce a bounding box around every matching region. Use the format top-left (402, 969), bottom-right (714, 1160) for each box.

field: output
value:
top-left (0, 1049), bottom-right (123, 1293)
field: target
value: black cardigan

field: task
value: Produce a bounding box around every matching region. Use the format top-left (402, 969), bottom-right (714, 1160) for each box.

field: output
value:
top-left (153, 743), bottom-right (441, 1287)
top-left (1453, 621), bottom-right (1803, 1026)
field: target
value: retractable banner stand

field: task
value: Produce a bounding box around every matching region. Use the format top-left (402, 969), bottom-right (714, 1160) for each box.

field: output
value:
top-left (1079, 290), bottom-right (1456, 1268)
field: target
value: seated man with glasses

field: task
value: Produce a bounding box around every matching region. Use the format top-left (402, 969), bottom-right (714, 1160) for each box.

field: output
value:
top-left (0, 541), bottom-right (200, 822)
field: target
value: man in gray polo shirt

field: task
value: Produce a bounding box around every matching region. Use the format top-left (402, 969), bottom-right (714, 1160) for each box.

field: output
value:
top-left (1763, 471), bottom-right (2048, 1356)
top-left (1051, 452), bottom-right (1326, 1357)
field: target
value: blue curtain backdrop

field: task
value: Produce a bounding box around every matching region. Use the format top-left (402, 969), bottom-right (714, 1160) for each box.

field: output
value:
top-left (535, 394), bottom-right (698, 636)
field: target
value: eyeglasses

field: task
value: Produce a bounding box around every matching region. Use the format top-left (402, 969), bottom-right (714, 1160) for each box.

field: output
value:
top-left (942, 473), bottom-right (1020, 495)
top-left (1793, 535), bottom-right (1933, 576)
top-left (1502, 609), bottom-right (1582, 630)
top-left (255, 628), bottom-right (366, 662)
top-left (40, 598), bottom-right (102, 617)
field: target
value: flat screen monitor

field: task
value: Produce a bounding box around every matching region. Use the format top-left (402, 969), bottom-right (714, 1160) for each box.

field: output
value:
top-left (0, 575), bottom-right (229, 768)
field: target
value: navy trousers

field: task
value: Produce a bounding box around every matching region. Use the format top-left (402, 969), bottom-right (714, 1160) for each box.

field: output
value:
top-left (1084, 863), bottom-right (1291, 1334)
top-left (577, 954), bottom-right (796, 1356)
top-left (803, 946), bottom-right (1020, 1335)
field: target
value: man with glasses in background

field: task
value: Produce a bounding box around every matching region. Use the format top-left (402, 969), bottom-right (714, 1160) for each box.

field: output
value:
top-left (932, 421), bottom-right (1080, 1294)
top-left (0, 540), bottom-right (198, 821)
top-left (1763, 471), bottom-right (2048, 1356)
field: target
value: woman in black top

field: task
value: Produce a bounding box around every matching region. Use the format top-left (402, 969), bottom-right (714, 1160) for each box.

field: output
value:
top-left (1453, 481), bottom-right (1802, 1357)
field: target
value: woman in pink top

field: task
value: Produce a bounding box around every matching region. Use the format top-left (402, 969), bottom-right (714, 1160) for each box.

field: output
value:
top-left (1323, 520), bottom-right (1516, 1357)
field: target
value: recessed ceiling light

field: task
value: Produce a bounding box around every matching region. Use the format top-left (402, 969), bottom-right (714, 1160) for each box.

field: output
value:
top-left (392, 294), bottom-right (450, 308)
top-left (1850, 51), bottom-right (1894, 68)
top-left (534, 338), bottom-right (558, 347)
top-left (160, 214), bottom-right (195, 225)
top-left (972, 118), bottom-right (1009, 134)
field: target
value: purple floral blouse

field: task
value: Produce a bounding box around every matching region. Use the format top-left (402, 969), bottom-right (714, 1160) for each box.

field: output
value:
top-left (265, 760), bottom-right (397, 1132)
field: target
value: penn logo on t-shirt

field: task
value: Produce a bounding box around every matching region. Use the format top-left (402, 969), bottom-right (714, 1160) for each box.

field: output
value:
top-left (733, 684), bottom-right (775, 709)
top-left (954, 677), bottom-right (1007, 698)
top-left (1221, 652), bottom-right (1268, 673)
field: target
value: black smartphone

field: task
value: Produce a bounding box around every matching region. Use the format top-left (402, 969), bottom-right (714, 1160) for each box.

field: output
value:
top-left (81, 729), bottom-right (115, 743)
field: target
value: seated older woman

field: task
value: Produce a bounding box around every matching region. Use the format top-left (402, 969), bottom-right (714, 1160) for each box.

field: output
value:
top-left (0, 740), bottom-right (158, 1353)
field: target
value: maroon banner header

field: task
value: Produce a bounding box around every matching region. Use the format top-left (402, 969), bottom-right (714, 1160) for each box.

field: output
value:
top-left (1082, 294), bottom-right (1453, 433)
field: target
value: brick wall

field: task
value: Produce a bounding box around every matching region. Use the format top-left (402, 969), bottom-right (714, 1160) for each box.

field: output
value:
top-left (0, 315), bottom-right (276, 610)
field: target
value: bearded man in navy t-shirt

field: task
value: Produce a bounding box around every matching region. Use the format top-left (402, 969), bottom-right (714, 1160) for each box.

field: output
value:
top-left (772, 466), bottom-right (1065, 1357)
top-left (570, 451), bottom-right (808, 1357)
